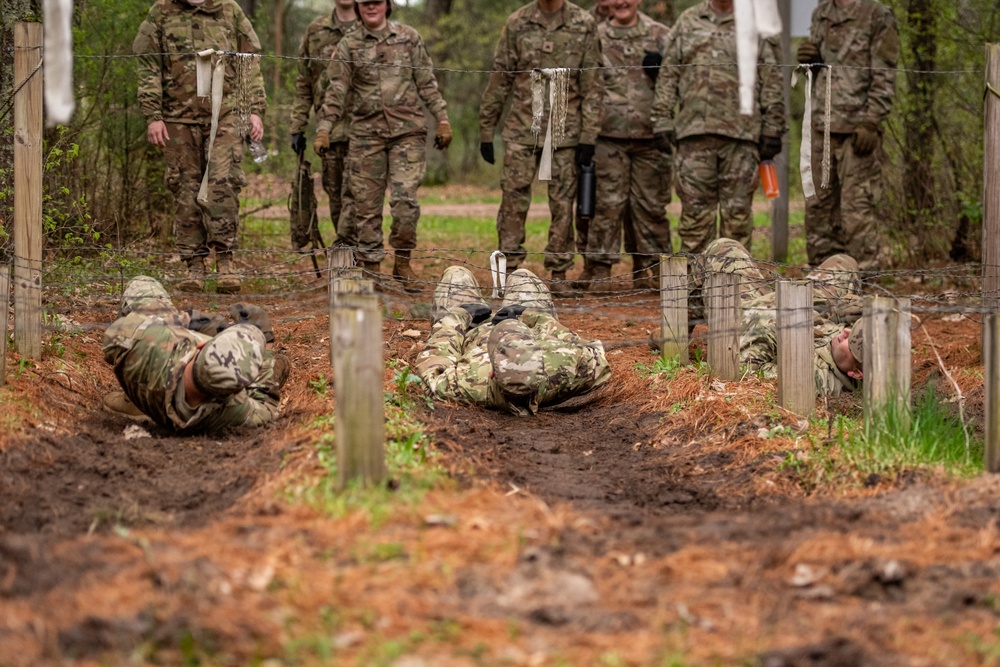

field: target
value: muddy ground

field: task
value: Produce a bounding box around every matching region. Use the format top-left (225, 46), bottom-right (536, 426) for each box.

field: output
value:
top-left (1, 256), bottom-right (998, 666)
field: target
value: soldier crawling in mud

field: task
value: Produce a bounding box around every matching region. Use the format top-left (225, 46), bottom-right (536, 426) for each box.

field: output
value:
top-left (415, 267), bottom-right (612, 416)
top-left (701, 238), bottom-right (864, 396)
top-left (133, 0), bottom-right (266, 295)
top-left (102, 277), bottom-right (289, 432)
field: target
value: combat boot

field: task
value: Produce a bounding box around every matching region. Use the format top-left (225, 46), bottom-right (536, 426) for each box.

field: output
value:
top-left (587, 264), bottom-right (613, 293)
top-left (392, 251), bottom-right (422, 294)
top-left (272, 353), bottom-right (291, 390)
top-left (216, 253), bottom-right (241, 294)
top-left (549, 269), bottom-right (570, 296)
top-left (359, 260), bottom-right (383, 282)
top-left (103, 392), bottom-right (150, 422)
top-left (178, 256), bottom-right (206, 293)
top-left (570, 258), bottom-right (594, 291)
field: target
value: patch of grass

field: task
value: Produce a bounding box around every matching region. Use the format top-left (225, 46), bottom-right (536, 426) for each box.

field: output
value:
top-left (634, 349), bottom-right (710, 379)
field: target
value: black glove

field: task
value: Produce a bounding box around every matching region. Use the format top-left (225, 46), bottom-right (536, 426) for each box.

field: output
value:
top-left (459, 303), bottom-right (492, 325)
top-left (491, 304), bottom-right (527, 325)
top-left (759, 134), bottom-right (782, 161)
top-left (228, 303), bottom-right (275, 344)
top-left (796, 40), bottom-right (823, 65)
top-left (290, 132), bottom-right (306, 156)
top-left (641, 50), bottom-right (663, 83)
top-left (480, 141), bottom-right (495, 165)
top-left (186, 310), bottom-right (230, 337)
top-left (653, 131), bottom-right (675, 156)
top-left (575, 143), bottom-right (595, 167)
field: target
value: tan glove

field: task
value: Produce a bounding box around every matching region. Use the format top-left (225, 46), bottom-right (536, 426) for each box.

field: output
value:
top-left (313, 129), bottom-right (330, 156)
top-left (434, 121), bottom-right (452, 150)
top-left (852, 120), bottom-right (880, 157)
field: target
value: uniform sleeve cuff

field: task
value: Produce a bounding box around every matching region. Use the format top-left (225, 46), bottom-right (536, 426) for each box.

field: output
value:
top-left (317, 120), bottom-right (332, 133)
top-left (479, 128), bottom-right (494, 143)
top-left (579, 132), bottom-right (598, 146)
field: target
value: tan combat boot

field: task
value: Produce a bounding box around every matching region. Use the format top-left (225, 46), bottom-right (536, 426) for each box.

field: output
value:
top-left (570, 258), bottom-right (594, 291)
top-left (103, 392), bottom-right (150, 422)
top-left (216, 253), bottom-right (241, 294)
top-left (178, 256), bottom-right (206, 292)
top-left (587, 264), bottom-right (613, 292)
top-left (392, 250), bottom-right (422, 294)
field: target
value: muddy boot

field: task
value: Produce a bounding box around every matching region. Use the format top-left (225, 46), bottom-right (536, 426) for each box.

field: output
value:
top-left (392, 251), bottom-right (422, 294)
top-left (549, 270), bottom-right (570, 296)
top-left (177, 257), bottom-right (206, 293)
top-left (587, 263), bottom-right (613, 293)
top-left (103, 392), bottom-right (150, 422)
top-left (570, 258), bottom-right (594, 291)
top-left (272, 353), bottom-right (291, 390)
top-left (216, 253), bottom-right (241, 294)
top-left (358, 260), bottom-right (386, 288)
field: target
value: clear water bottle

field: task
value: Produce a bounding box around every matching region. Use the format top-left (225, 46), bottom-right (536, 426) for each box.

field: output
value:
top-left (247, 138), bottom-right (268, 164)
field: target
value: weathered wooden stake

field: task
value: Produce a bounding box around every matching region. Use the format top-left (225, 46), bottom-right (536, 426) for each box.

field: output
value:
top-left (660, 255), bottom-right (688, 364)
top-left (986, 312), bottom-right (1000, 472)
top-left (14, 23), bottom-right (43, 360)
top-left (327, 247), bottom-right (356, 366)
top-left (706, 272), bottom-right (741, 381)
top-left (0, 263), bottom-right (10, 388)
top-left (776, 281), bottom-right (814, 416)
top-left (984, 44), bottom-right (1000, 357)
top-left (331, 293), bottom-right (385, 487)
top-left (863, 296), bottom-right (912, 431)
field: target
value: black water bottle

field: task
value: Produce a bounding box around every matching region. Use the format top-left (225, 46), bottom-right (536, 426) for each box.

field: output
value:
top-left (576, 161), bottom-right (596, 218)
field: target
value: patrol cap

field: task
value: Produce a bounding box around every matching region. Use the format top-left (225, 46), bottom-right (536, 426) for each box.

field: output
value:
top-left (848, 318), bottom-right (865, 368)
top-left (487, 319), bottom-right (547, 399)
top-left (192, 324), bottom-right (265, 398)
top-left (355, 0), bottom-right (392, 18)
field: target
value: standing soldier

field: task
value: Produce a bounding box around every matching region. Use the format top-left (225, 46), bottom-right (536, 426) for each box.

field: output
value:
top-left (479, 0), bottom-right (604, 285)
top-left (797, 0), bottom-right (898, 270)
top-left (289, 0), bottom-right (358, 249)
top-left (651, 0), bottom-right (785, 255)
top-left (584, 0), bottom-right (671, 292)
top-left (315, 0), bottom-right (450, 292)
top-left (133, 0), bottom-right (266, 295)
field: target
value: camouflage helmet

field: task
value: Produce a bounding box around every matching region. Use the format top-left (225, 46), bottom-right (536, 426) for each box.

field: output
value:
top-left (355, 0), bottom-right (393, 19)
top-left (848, 318), bottom-right (865, 368)
top-left (193, 324), bottom-right (265, 398)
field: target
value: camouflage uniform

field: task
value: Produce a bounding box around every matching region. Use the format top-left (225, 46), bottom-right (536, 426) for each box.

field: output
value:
top-left (289, 10), bottom-right (358, 246)
top-left (588, 14), bottom-right (671, 272)
top-left (703, 238), bottom-right (861, 396)
top-left (317, 20), bottom-right (447, 263)
top-left (479, 2), bottom-right (604, 272)
top-left (651, 1), bottom-right (785, 254)
top-left (416, 267), bottom-right (611, 416)
top-left (133, 0), bottom-right (265, 263)
top-left (102, 277), bottom-right (282, 432)
top-left (803, 0), bottom-right (898, 269)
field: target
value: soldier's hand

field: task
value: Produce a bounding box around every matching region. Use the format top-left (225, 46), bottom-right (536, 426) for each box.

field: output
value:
top-left (459, 303), bottom-right (492, 325)
top-left (186, 309), bottom-right (230, 337)
top-left (480, 141), bottom-right (495, 165)
top-left (291, 132), bottom-right (306, 156)
top-left (758, 134), bottom-right (782, 161)
top-left (852, 121), bottom-right (880, 157)
top-left (641, 50), bottom-right (663, 83)
top-left (434, 120), bottom-right (453, 150)
top-left (249, 114), bottom-right (264, 143)
top-left (796, 40), bottom-right (822, 65)
top-left (314, 129), bottom-right (330, 156)
top-left (229, 304), bottom-right (275, 344)
top-left (491, 304), bottom-right (527, 325)
top-left (575, 143), bottom-right (595, 167)
top-left (653, 131), bottom-right (675, 156)
top-left (147, 120), bottom-right (170, 148)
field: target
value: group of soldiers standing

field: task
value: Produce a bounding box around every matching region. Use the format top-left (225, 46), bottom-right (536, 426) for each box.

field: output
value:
top-left (133, 0), bottom-right (898, 296)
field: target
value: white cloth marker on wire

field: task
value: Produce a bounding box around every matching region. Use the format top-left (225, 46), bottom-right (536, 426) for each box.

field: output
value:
top-left (793, 64), bottom-right (832, 199)
top-left (530, 68), bottom-right (568, 181)
top-left (196, 49), bottom-right (225, 204)
top-left (490, 251), bottom-right (507, 299)
top-left (43, 0), bottom-right (75, 126)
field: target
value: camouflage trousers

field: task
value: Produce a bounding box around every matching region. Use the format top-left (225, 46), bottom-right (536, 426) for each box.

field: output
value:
top-left (164, 115), bottom-right (246, 261)
top-left (339, 133), bottom-right (425, 263)
top-left (416, 267), bottom-right (610, 415)
top-left (498, 143), bottom-right (577, 272)
top-left (102, 276), bottom-right (281, 432)
top-left (289, 141), bottom-right (354, 251)
top-left (804, 131), bottom-right (883, 269)
top-left (587, 137), bottom-right (672, 267)
top-left (676, 135), bottom-right (759, 255)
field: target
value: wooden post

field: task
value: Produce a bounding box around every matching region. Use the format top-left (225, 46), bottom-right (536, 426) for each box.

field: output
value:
top-left (328, 247), bottom-right (356, 366)
top-left (985, 44), bottom-right (1000, 357)
top-left (0, 263), bottom-right (10, 388)
top-left (771, 0), bottom-right (792, 263)
top-left (863, 296), bottom-right (912, 431)
top-left (660, 255), bottom-right (688, 364)
top-left (706, 272), bottom-right (741, 381)
top-left (331, 293), bottom-right (385, 487)
top-left (776, 281), bottom-right (814, 416)
top-left (328, 246), bottom-right (354, 277)
top-left (13, 23), bottom-right (43, 360)
top-left (986, 312), bottom-right (1000, 472)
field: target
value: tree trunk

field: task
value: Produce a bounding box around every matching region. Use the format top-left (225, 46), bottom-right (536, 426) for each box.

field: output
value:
top-left (271, 0), bottom-right (286, 151)
top-left (425, 0), bottom-right (452, 22)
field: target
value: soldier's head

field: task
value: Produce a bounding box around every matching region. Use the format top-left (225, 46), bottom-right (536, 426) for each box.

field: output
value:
top-left (831, 322), bottom-right (864, 381)
top-left (354, 0), bottom-right (391, 29)
top-left (594, 0), bottom-right (615, 18)
top-left (608, 0), bottom-right (641, 26)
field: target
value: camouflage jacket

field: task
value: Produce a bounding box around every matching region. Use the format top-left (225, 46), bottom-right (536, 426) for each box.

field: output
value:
top-left (289, 10), bottom-right (359, 141)
top-left (651, 0), bottom-right (785, 142)
top-left (416, 308), bottom-right (611, 416)
top-left (133, 0), bottom-right (266, 126)
top-left (317, 21), bottom-right (448, 139)
top-left (598, 13), bottom-right (671, 139)
top-left (479, 1), bottom-right (604, 148)
top-left (808, 0), bottom-right (899, 133)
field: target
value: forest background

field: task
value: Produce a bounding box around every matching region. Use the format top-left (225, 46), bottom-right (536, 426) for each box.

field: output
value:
top-left (0, 0), bottom-right (995, 268)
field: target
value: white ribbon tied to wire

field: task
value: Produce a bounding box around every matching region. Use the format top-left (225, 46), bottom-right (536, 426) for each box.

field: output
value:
top-left (792, 65), bottom-right (832, 198)
top-left (43, 0), bottom-right (75, 126)
top-left (733, 0), bottom-right (781, 116)
top-left (490, 250), bottom-right (507, 299)
top-left (196, 48), bottom-right (226, 204)
top-left (530, 68), bottom-right (568, 181)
